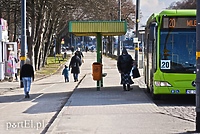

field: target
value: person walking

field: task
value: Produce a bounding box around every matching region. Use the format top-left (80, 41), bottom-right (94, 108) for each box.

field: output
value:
top-left (76, 47), bottom-right (84, 60)
top-left (71, 46), bottom-right (75, 55)
top-left (20, 58), bottom-right (34, 98)
top-left (14, 49), bottom-right (21, 82)
top-left (14, 55), bottom-right (20, 81)
top-left (69, 52), bottom-right (82, 82)
top-left (117, 48), bottom-right (134, 91)
top-left (62, 65), bottom-right (69, 82)
top-left (85, 46), bottom-right (88, 53)
top-left (7, 51), bottom-right (16, 82)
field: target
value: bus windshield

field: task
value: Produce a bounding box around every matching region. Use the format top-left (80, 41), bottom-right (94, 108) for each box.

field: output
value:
top-left (160, 29), bottom-right (196, 73)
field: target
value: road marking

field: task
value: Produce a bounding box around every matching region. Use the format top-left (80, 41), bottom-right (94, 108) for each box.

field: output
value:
top-left (0, 82), bottom-right (60, 110)
top-left (0, 98), bottom-right (24, 110)
top-left (36, 83), bottom-right (56, 93)
top-left (30, 84), bottom-right (56, 102)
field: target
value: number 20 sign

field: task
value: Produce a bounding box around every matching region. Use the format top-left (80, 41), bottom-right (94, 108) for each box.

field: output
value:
top-left (161, 60), bottom-right (171, 69)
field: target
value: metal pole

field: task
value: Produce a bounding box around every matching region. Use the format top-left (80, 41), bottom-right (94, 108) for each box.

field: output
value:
top-left (70, 34), bottom-right (72, 48)
top-left (135, 0), bottom-right (140, 65)
top-left (54, 35), bottom-right (56, 62)
top-left (20, 0), bottom-right (26, 88)
top-left (196, 1), bottom-right (200, 132)
top-left (74, 37), bottom-right (76, 50)
top-left (54, 35), bottom-right (57, 56)
top-left (117, 0), bottom-right (121, 56)
top-left (142, 33), bottom-right (144, 68)
top-left (96, 33), bottom-right (102, 91)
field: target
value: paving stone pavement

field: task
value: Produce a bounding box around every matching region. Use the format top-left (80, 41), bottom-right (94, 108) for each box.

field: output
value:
top-left (46, 52), bottom-right (196, 134)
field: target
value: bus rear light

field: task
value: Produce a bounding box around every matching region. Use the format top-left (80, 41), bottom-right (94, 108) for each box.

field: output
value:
top-left (154, 81), bottom-right (172, 87)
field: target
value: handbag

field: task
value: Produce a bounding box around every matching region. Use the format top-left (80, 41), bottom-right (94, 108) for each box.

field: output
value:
top-left (132, 67), bottom-right (140, 78)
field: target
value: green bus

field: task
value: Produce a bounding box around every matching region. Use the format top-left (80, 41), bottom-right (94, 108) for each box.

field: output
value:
top-left (144, 9), bottom-right (196, 99)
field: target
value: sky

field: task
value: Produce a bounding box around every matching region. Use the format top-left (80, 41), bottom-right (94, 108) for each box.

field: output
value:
top-left (133, 0), bottom-right (179, 27)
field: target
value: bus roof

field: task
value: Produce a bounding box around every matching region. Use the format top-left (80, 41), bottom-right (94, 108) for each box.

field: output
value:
top-left (146, 9), bottom-right (196, 25)
top-left (159, 9), bottom-right (196, 16)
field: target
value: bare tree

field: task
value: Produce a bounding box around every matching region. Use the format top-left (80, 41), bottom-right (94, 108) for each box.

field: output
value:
top-left (0, 0), bottom-right (137, 69)
top-left (168, 0), bottom-right (196, 9)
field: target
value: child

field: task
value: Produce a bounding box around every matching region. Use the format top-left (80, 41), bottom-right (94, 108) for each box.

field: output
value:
top-left (62, 65), bottom-right (69, 82)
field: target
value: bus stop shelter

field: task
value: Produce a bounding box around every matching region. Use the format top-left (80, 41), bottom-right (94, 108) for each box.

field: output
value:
top-left (69, 21), bottom-right (127, 90)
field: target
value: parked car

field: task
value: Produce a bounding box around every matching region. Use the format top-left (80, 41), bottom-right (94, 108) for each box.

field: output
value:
top-left (88, 45), bottom-right (96, 52)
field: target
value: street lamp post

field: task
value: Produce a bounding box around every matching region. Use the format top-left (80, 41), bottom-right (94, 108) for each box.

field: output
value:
top-left (20, 0), bottom-right (26, 88)
top-left (21, 0), bottom-right (26, 66)
top-left (135, 0), bottom-right (140, 66)
top-left (117, 0), bottom-right (121, 56)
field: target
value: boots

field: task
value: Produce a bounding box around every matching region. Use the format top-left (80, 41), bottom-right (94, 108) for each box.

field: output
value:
top-left (27, 92), bottom-right (30, 98)
top-left (25, 92), bottom-right (30, 98)
top-left (123, 84), bottom-right (127, 91)
top-left (127, 84), bottom-right (133, 91)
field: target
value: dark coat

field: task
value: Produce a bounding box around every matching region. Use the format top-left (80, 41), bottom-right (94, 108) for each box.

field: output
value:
top-left (117, 54), bottom-right (134, 74)
top-left (69, 55), bottom-right (82, 74)
top-left (62, 68), bottom-right (69, 77)
top-left (20, 64), bottom-right (34, 81)
top-left (76, 50), bottom-right (84, 60)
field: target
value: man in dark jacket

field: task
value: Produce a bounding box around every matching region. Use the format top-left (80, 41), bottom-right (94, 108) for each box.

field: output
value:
top-left (69, 52), bottom-right (82, 82)
top-left (117, 48), bottom-right (134, 91)
top-left (75, 48), bottom-right (84, 60)
top-left (20, 58), bottom-right (34, 98)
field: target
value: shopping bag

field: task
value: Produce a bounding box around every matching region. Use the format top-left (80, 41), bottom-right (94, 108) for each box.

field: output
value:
top-left (132, 67), bottom-right (140, 78)
top-left (130, 66), bottom-right (134, 76)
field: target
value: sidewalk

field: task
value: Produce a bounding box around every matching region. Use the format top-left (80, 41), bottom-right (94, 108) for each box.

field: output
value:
top-left (0, 52), bottom-right (69, 95)
top-left (45, 52), bottom-right (195, 134)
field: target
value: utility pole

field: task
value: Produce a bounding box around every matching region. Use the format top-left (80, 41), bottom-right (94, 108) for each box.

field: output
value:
top-left (135, 0), bottom-right (140, 65)
top-left (70, 33), bottom-right (72, 48)
top-left (117, 0), bottom-right (121, 56)
top-left (20, 0), bottom-right (26, 87)
top-left (196, 0), bottom-right (200, 132)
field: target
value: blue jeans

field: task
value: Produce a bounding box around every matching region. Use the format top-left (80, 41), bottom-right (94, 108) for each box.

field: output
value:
top-left (73, 73), bottom-right (78, 80)
top-left (22, 77), bottom-right (32, 95)
top-left (64, 76), bottom-right (69, 82)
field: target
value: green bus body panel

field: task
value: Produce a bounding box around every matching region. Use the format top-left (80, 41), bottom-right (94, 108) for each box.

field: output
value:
top-left (153, 70), bottom-right (196, 94)
top-left (145, 9), bottom-right (196, 95)
top-left (69, 21), bottom-right (127, 36)
top-left (147, 9), bottom-right (196, 26)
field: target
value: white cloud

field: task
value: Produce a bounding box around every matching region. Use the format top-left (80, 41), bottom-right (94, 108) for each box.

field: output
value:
top-left (132, 0), bottom-right (179, 26)
top-left (140, 0), bottom-right (165, 25)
